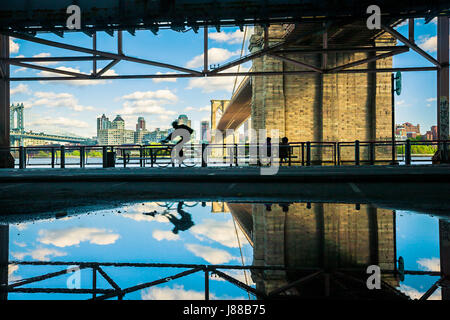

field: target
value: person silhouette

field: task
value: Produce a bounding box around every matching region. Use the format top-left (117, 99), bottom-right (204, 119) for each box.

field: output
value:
top-left (279, 137), bottom-right (290, 165)
top-left (161, 121), bottom-right (193, 159)
top-left (163, 201), bottom-right (194, 234)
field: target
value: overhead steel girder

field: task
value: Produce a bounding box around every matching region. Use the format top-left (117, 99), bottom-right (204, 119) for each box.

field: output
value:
top-left (0, 1), bottom-right (450, 33)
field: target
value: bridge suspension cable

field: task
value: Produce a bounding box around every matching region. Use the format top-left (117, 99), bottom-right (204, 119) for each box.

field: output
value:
top-left (231, 26), bottom-right (248, 97)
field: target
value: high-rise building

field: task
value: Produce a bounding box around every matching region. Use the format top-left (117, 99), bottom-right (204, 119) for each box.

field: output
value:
top-left (111, 115), bottom-right (125, 130)
top-left (136, 117), bottom-right (146, 131)
top-left (96, 114), bottom-right (111, 136)
top-left (177, 114), bottom-right (191, 128)
top-left (200, 120), bottom-right (210, 143)
top-left (97, 114), bottom-right (136, 145)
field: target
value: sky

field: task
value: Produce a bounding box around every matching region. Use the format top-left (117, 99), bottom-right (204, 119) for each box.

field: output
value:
top-left (8, 18), bottom-right (443, 138)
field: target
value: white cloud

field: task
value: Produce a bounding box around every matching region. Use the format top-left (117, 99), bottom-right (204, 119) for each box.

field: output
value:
top-left (8, 264), bottom-right (21, 282)
top-left (419, 35), bottom-right (437, 53)
top-left (121, 90), bottom-right (178, 102)
top-left (190, 218), bottom-right (247, 248)
top-left (395, 99), bottom-right (410, 107)
top-left (12, 247), bottom-right (67, 261)
top-left (141, 284), bottom-right (210, 300)
top-left (399, 284), bottom-right (441, 300)
top-left (37, 227), bottom-right (120, 247)
top-left (186, 48), bottom-right (240, 69)
top-left (38, 67), bottom-right (118, 86)
top-left (117, 100), bottom-right (177, 116)
top-left (426, 97), bottom-right (437, 102)
top-left (209, 29), bottom-right (247, 44)
top-left (185, 243), bottom-right (238, 264)
top-left (13, 241), bottom-right (27, 248)
top-left (28, 116), bottom-right (90, 133)
top-left (121, 203), bottom-right (171, 223)
top-left (115, 90), bottom-right (178, 116)
top-left (10, 84), bottom-right (31, 95)
top-left (187, 65), bottom-right (249, 93)
top-left (152, 72), bottom-right (178, 83)
top-left (185, 105), bottom-right (210, 112)
top-left (417, 257), bottom-right (440, 272)
top-left (28, 91), bottom-right (94, 111)
top-left (152, 229), bottom-right (180, 241)
top-left (10, 38), bottom-right (19, 54)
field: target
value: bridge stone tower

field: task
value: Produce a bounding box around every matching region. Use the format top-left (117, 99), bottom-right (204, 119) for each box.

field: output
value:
top-left (10, 103), bottom-right (24, 146)
top-left (249, 24), bottom-right (395, 162)
top-left (228, 202), bottom-right (399, 298)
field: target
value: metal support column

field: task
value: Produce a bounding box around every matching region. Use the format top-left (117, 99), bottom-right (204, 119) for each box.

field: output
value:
top-left (0, 225), bottom-right (8, 300)
top-left (439, 220), bottom-right (450, 300)
top-left (438, 17), bottom-right (449, 150)
top-left (203, 27), bottom-right (208, 73)
top-left (0, 34), bottom-right (13, 168)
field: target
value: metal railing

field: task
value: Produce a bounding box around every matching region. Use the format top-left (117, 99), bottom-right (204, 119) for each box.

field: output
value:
top-left (2, 139), bottom-right (449, 169)
top-left (4, 260), bottom-right (440, 300)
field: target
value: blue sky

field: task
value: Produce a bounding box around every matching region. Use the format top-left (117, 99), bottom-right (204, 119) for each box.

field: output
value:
top-left (8, 19), bottom-right (442, 138)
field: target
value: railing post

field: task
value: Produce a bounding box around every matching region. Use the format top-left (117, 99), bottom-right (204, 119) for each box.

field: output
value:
top-left (443, 141), bottom-right (448, 162)
top-left (19, 146), bottom-right (25, 169)
top-left (234, 143), bottom-right (238, 166)
top-left (102, 146), bottom-right (107, 168)
top-left (150, 148), bottom-right (154, 167)
top-left (306, 141), bottom-right (311, 166)
top-left (204, 268), bottom-right (209, 301)
top-left (369, 142), bottom-right (375, 165)
top-left (60, 145), bottom-right (65, 168)
top-left (51, 147), bottom-right (55, 168)
top-left (337, 142), bottom-right (341, 166)
top-left (405, 139), bottom-right (412, 165)
top-left (123, 149), bottom-right (127, 168)
top-left (201, 143), bottom-right (207, 167)
top-left (80, 146), bottom-right (85, 168)
top-left (355, 140), bottom-right (360, 166)
top-left (140, 146), bottom-right (143, 167)
top-left (288, 145), bottom-right (292, 167)
top-left (301, 142), bottom-right (305, 166)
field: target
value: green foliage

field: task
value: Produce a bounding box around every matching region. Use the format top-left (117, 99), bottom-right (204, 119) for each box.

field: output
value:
top-left (397, 143), bottom-right (437, 155)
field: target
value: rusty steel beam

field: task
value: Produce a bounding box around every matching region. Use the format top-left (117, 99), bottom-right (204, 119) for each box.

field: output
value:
top-left (9, 61), bottom-right (90, 78)
top-left (274, 46), bottom-right (410, 54)
top-left (269, 53), bottom-right (323, 73)
top-left (8, 67), bottom-right (438, 82)
top-left (381, 24), bottom-right (440, 67)
top-left (94, 267), bottom-right (203, 300)
top-left (327, 48), bottom-right (409, 73)
top-left (4, 56), bottom-right (111, 63)
top-left (437, 17), bottom-right (450, 143)
top-left (3, 31), bottom-right (203, 76)
top-left (95, 59), bottom-right (120, 77)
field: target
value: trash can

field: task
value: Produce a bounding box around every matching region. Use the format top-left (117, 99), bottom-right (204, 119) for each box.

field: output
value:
top-left (106, 151), bottom-right (116, 168)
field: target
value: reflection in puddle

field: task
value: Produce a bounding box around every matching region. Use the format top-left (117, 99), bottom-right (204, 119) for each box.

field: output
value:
top-left (0, 201), bottom-right (447, 300)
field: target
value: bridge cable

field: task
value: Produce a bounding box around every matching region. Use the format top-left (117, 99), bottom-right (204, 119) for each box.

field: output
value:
top-left (231, 214), bottom-right (252, 300)
top-left (231, 26), bottom-right (248, 97)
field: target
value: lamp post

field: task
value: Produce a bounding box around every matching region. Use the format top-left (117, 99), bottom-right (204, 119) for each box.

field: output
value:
top-left (392, 71), bottom-right (401, 164)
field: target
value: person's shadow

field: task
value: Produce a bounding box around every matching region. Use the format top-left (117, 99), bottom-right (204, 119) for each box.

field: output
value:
top-left (143, 201), bottom-right (194, 234)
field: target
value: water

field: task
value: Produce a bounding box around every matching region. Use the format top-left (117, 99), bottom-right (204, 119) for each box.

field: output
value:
top-left (3, 201), bottom-right (446, 300)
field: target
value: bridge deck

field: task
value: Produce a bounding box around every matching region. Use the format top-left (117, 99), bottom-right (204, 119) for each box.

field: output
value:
top-left (0, 165), bottom-right (449, 219)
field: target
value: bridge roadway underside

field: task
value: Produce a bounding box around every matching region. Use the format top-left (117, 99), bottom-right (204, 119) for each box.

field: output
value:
top-left (0, 165), bottom-right (449, 221)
